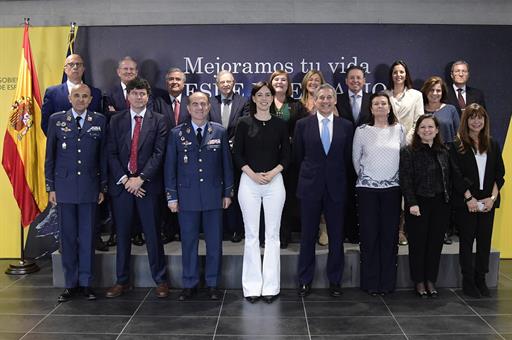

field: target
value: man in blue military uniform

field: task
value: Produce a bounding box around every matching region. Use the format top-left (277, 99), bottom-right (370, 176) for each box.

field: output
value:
top-left (45, 84), bottom-right (107, 302)
top-left (165, 91), bottom-right (234, 300)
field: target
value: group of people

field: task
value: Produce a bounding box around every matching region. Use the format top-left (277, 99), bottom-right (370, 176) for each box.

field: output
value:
top-left (44, 54), bottom-right (504, 305)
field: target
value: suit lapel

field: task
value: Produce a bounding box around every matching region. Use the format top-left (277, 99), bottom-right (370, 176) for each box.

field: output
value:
top-left (310, 115), bottom-right (326, 156)
top-left (138, 110), bottom-right (152, 150)
top-left (200, 122), bottom-right (213, 148)
top-left (81, 110), bottom-right (93, 135)
top-left (228, 95), bottom-right (243, 127)
top-left (123, 111), bottom-right (133, 151)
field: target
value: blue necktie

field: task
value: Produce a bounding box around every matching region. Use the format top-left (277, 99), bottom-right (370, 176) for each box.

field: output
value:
top-left (321, 118), bottom-right (330, 154)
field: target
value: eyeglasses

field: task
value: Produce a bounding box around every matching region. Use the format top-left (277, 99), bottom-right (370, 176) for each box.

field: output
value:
top-left (65, 62), bottom-right (84, 68)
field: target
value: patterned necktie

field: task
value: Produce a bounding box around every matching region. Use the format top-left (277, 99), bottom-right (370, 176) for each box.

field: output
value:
top-left (173, 98), bottom-right (180, 125)
top-left (221, 98), bottom-right (231, 128)
top-left (321, 118), bottom-right (330, 154)
top-left (129, 115), bottom-right (142, 174)
top-left (76, 116), bottom-right (82, 132)
top-left (196, 127), bottom-right (203, 145)
top-left (457, 88), bottom-right (466, 110)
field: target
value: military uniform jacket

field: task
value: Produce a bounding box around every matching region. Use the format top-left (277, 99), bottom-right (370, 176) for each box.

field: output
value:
top-left (45, 109), bottom-right (108, 204)
top-left (165, 121), bottom-right (234, 211)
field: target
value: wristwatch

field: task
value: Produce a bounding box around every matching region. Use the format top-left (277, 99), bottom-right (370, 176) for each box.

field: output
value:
top-left (491, 195), bottom-right (496, 202)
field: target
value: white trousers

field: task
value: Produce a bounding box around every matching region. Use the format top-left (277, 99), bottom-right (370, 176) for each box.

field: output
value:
top-left (238, 172), bottom-right (285, 297)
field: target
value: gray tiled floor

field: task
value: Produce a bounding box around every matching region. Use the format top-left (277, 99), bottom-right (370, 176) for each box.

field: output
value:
top-left (0, 259), bottom-right (511, 340)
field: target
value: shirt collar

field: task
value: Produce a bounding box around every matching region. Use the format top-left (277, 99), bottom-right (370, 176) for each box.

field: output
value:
top-left (130, 108), bottom-right (146, 120)
top-left (71, 108), bottom-right (86, 119)
top-left (348, 89), bottom-right (363, 97)
top-left (170, 93), bottom-right (182, 103)
top-left (316, 112), bottom-right (334, 123)
top-left (453, 84), bottom-right (467, 92)
top-left (191, 120), bottom-right (208, 132)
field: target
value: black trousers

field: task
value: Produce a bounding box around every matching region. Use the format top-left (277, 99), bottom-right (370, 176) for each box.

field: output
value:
top-left (406, 194), bottom-right (449, 283)
top-left (357, 187), bottom-right (401, 293)
top-left (457, 207), bottom-right (495, 278)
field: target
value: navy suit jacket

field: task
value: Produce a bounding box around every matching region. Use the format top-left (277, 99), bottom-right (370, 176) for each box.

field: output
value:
top-left (41, 83), bottom-right (102, 135)
top-left (445, 85), bottom-right (486, 116)
top-left (294, 114), bottom-right (354, 202)
top-left (107, 109), bottom-right (169, 196)
top-left (337, 92), bottom-right (371, 128)
top-left (208, 93), bottom-right (248, 140)
top-left (153, 94), bottom-right (190, 128)
top-left (44, 109), bottom-right (107, 204)
top-left (165, 121), bottom-right (234, 211)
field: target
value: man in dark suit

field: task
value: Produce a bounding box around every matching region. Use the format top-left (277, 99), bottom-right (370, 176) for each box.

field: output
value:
top-left (294, 84), bottom-right (354, 298)
top-left (445, 60), bottom-right (486, 116)
top-left (41, 53), bottom-right (106, 251)
top-left (209, 70), bottom-right (247, 243)
top-left (105, 78), bottom-right (169, 299)
top-left (153, 67), bottom-right (189, 243)
top-left (103, 56), bottom-right (145, 247)
top-left (42, 54), bottom-right (102, 135)
top-left (45, 84), bottom-right (107, 302)
top-left (337, 65), bottom-right (371, 244)
top-left (165, 91), bottom-right (234, 300)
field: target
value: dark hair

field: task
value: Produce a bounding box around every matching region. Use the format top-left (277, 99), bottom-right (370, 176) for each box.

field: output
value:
top-left (411, 114), bottom-right (444, 150)
top-left (126, 77), bottom-right (152, 96)
top-left (269, 70), bottom-right (292, 97)
top-left (367, 91), bottom-right (398, 126)
top-left (249, 81), bottom-right (275, 115)
top-left (388, 60), bottom-right (413, 89)
top-left (420, 76), bottom-right (448, 105)
top-left (345, 65), bottom-right (366, 78)
top-left (457, 103), bottom-right (490, 154)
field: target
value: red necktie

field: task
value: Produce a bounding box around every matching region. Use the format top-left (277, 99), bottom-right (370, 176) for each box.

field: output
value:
top-left (173, 98), bottom-right (180, 125)
top-left (129, 115), bottom-right (142, 174)
top-left (457, 88), bottom-right (466, 110)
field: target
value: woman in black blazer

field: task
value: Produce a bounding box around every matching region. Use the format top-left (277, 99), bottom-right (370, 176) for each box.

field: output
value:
top-left (449, 103), bottom-right (505, 298)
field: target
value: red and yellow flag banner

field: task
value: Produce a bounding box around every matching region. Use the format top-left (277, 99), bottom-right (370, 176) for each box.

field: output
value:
top-left (2, 22), bottom-right (47, 227)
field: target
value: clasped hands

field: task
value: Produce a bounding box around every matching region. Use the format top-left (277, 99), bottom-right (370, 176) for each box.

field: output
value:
top-left (250, 171), bottom-right (276, 185)
top-left (123, 176), bottom-right (146, 198)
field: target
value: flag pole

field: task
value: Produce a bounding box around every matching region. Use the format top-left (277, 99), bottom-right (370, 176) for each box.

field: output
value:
top-left (4, 18), bottom-right (40, 275)
top-left (5, 222), bottom-right (40, 275)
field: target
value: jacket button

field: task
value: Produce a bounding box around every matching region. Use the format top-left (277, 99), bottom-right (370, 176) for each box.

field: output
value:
top-left (78, 149), bottom-right (81, 153)
top-left (199, 169), bottom-right (203, 172)
top-left (199, 178), bottom-right (204, 182)
top-left (77, 160), bottom-right (81, 164)
top-left (198, 159), bottom-right (202, 162)
top-left (77, 171), bottom-right (81, 175)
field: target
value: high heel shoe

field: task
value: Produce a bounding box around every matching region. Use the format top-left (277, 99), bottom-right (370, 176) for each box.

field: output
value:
top-left (416, 283), bottom-right (427, 298)
top-left (426, 281), bottom-right (438, 298)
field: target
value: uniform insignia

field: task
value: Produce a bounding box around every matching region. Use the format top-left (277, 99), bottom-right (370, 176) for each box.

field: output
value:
top-left (179, 131), bottom-right (183, 137)
top-left (87, 126), bottom-right (101, 132)
top-left (61, 122), bottom-right (67, 127)
top-left (182, 141), bottom-right (192, 146)
top-left (207, 139), bottom-right (221, 145)
top-left (66, 116), bottom-right (72, 122)
top-left (56, 121), bottom-right (61, 127)
top-left (87, 116), bottom-right (93, 122)
top-left (208, 126), bottom-right (213, 133)
top-left (183, 155), bottom-right (188, 164)
top-left (61, 127), bottom-right (71, 132)
top-left (186, 128), bottom-right (191, 134)
top-left (62, 142), bottom-right (67, 150)
top-left (180, 136), bottom-right (185, 141)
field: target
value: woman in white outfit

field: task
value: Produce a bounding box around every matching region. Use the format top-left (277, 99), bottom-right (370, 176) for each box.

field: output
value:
top-left (233, 81), bottom-right (290, 303)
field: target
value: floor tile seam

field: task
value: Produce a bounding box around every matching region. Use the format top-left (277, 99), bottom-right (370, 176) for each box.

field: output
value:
top-left (450, 288), bottom-right (506, 340)
top-left (0, 313), bottom-right (51, 316)
top-left (0, 275), bottom-right (27, 292)
top-left (49, 313), bottom-right (137, 317)
top-left (18, 301), bottom-right (63, 340)
top-left (379, 295), bottom-right (409, 340)
top-left (115, 287), bottom-right (152, 340)
top-left (301, 296), bottom-right (312, 340)
top-left (212, 289), bottom-right (227, 340)
top-left (18, 331), bottom-right (121, 335)
top-left (499, 272), bottom-right (512, 282)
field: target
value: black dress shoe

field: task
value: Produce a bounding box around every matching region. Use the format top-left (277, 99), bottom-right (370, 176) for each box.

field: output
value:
top-left (132, 233), bottom-right (145, 246)
top-left (82, 287), bottom-right (97, 300)
top-left (58, 288), bottom-right (75, 302)
top-left (106, 233), bottom-right (117, 247)
top-left (463, 277), bottom-right (481, 298)
top-left (95, 239), bottom-right (109, 252)
top-left (245, 296), bottom-right (260, 303)
top-left (161, 233), bottom-right (173, 244)
top-left (231, 232), bottom-right (243, 243)
top-left (208, 287), bottom-right (220, 300)
top-left (262, 294), bottom-right (279, 303)
top-left (298, 284), bottom-right (311, 297)
top-left (178, 287), bottom-right (197, 301)
top-left (475, 276), bottom-right (491, 297)
top-left (329, 283), bottom-right (343, 297)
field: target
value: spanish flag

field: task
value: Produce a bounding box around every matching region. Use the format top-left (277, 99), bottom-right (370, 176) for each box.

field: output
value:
top-left (2, 20), bottom-right (47, 227)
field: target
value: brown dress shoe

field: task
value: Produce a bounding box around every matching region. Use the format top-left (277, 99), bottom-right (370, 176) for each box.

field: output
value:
top-left (155, 283), bottom-right (169, 298)
top-left (105, 284), bottom-right (131, 298)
